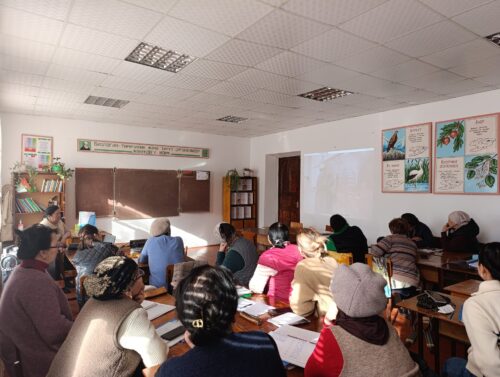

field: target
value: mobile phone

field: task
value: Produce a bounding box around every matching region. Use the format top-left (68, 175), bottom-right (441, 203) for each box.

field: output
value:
top-left (160, 324), bottom-right (186, 341)
top-left (268, 307), bottom-right (292, 316)
top-left (424, 290), bottom-right (448, 305)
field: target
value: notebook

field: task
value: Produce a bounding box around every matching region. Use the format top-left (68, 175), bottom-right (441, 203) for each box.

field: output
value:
top-left (141, 300), bottom-right (175, 320)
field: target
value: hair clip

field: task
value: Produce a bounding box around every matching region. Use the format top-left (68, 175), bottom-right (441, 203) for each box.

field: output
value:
top-left (192, 319), bottom-right (204, 328)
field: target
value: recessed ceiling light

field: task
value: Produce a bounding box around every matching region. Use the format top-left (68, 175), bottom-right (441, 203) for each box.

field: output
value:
top-left (217, 115), bottom-right (248, 123)
top-left (299, 87), bottom-right (353, 102)
top-left (485, 32), bottom-right (500, 47)
top-left (125, 42), bottom-right (197, 73)
top-left (84, 95), bottom-right (129, 108)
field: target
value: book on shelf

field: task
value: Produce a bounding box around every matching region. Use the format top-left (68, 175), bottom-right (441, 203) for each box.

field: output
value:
top-left (15, 198), bottom-right (43, 213)
top-left (41, 179), bottom-right (63, 192)
top-left (244, 206), bottom-right (252, 219)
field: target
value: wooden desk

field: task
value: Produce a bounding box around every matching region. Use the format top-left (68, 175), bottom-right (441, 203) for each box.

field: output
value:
top-left (398, 293), bottom-right (468, 373)
top-left (444, 279), bottom-right (480, 299)
top-left (417, 251), bottom-right (476, 289)
top-left (150, 294), bottom-right (322, 376)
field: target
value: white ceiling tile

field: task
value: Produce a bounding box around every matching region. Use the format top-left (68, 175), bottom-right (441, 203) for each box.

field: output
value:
top-left (0, 54), bottom-right (50, 75)
top-left (453, 1), bottom-right (500, 36)
top-left (160, 74), bottom-right (220, 91)
top-left (429, 78), bottom-right (489, 95)
top-left (242, 89), bottom-right (309, 107)
top-left (169, 0), bottom-right (273, 37)
top-left (0, 93), bottom-right (36, 109)
top-left (337, 75), bottom-right (415, 96)
top-left (370, 59), bottom-right (440, 81)
top-left (206, 81), bottom-right (259, 97)
top-left (89, 86), bottom-right (142, 101)
top-left (292, 28), bottom-right (377, 62)
top-left (266, 78), bottom-right (320, 96)
top-left (61, 24), bottom-right (139, 59)
top-left (53, 48), bottom-right (122, 74)
top-left (144, 85), bottom-right (199, 100)
top-left (420, 0), bottom-right (494, 17)
top-left (475, 72), bottom-right (500, 85)
top-left (339, 0), bottom-right (443, 43)
top-left (258, 0), bottom-right (288, 6)
top-left (0, 0), bottom-right (72, 20)
top-left (236, 9), bottom-right (331, 49)
top-left (0, 69), bottom-right (44, 87)
top-left (402, 70), bottom-right (465, 91)
top-left (386, 89), bottom-right (441, 103)
top-left (46, 64), bottom-right (109, 84)
top-left (256, 51), bottom-right (326, 77)
top-left (181, 59), bottom-right (247, 80)
top-left (296, 64), bottom-right (361, 86)
top-left (189, 92), bottom-right (235, 105)
top-left (224, 98), bottom-right (263, 110)
top-left (100, 75), bottom-right (157, 92)
top-left (449, 55), bottom-right (500, 78)
top-left (145, 16), bottom-right (230, 57)
top-left (0, 6), bottom-right (65, 44)
top-left (0, 34), bottom-right (56, 62)
top-left (120, 0), bottom-right (177, 13)
top-left (283, 0), bottom-right (388, 25)
top-left (0, 83), bottom-right (40, 97)
top-left (206, 39), bottom-right (282, 67)
top-left (421, 39), bottom-right (500, 69)
top-left (229, 68), bottom-right (289, 89)
top-left (111, 61), bottom-right (175, 84)
top-left (41, 77), bottom-right (96, 94)
top-left (385, 21), bottom-right (478, 57)
top-left (69, 0), bottom-right (163, 39)
top-left (334, 46), bottom-right (410, 73)
top-left (38, 88), bottom-right (90, 102)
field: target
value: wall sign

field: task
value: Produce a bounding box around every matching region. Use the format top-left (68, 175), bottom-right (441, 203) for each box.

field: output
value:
top-left (382, 123), bottom-right (432, 193)
top-left (434, 113), bottom-right (499, 194)
top-left (77, 139), bottom-right (209, 159)
top-left (21, 134), bottom-right (53, 169)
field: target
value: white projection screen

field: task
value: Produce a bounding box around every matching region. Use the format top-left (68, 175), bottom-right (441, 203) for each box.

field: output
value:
top-left (302, 148), bottom-right (377, 237)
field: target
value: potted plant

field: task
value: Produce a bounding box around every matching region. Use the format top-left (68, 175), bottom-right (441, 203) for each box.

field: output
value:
top-left (50, 157), bottom-right (74, 180)
top-left (11, 162), bottom-right (38, 192)
top-left (225, 169), bottom-right (240, 191)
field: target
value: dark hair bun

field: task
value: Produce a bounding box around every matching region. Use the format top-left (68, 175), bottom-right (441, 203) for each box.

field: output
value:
top-left (268, 222), bottom-right (289, 249)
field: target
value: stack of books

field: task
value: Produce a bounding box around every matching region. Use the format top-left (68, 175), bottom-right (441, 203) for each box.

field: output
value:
top-left (41, 179), bottom-right (63, 192)
top-left (15, 198), bottom-right (45, 213)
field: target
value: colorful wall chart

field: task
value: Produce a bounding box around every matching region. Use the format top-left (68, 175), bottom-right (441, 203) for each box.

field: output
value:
top-left (434, 113), bottom-right (499, 194)
top-left (382, 123), bottom-right (432, 193)
top-left (21, 134), bottom-right (53, 169)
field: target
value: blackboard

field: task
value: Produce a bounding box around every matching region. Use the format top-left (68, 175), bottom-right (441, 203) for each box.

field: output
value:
top-left (179, 171), bottom-right (210, 212)
top-left (75, 168), bottom-right (114, 217)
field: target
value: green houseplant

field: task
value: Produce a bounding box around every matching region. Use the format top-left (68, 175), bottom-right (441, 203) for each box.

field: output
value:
top-left (50, 157), bottom-right (74, 180)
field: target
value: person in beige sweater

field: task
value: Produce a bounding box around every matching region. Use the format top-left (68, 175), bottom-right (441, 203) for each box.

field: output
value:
top-left (443, 242), bottom-right (500, 377)
top-left (290, 228), bottom-right (338, 317)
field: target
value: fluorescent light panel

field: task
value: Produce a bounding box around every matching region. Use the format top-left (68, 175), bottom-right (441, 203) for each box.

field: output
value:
top-left (217, 115), bottom-right (248, 123)
top-left (485, 32), bottom-right (500, 47)
top-left (84, 95), bottom-right (129, 108)
top-left (125, 42), bottom-right (197, 73)
top-left (299, 87), bottom-right (353, 102)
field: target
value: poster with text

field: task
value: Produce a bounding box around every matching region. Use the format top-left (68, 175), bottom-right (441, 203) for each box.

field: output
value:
top-left (21, 134), bottom-right (53, 170)
top-left (434, 114), bottom-right (499, 194)
top-left (382, 123), bottom-right (431, 192)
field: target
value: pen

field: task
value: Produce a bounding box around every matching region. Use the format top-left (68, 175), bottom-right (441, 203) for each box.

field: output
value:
top-left (286, 334), bottom-right (317, 344)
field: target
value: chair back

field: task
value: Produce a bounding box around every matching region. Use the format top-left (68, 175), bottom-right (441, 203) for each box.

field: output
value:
top-left (166, 257), bottom-right (208, 293)
top-left (327, 251), bottom-right (353, 266)
top-left (290, 221), bottom-right (303, 231)
top-left (241, 230), bottom-right (257, 244)
top-left (144, 286), bottom-right (167, 299)
top-left (366, 254), bottom-right (393, 297)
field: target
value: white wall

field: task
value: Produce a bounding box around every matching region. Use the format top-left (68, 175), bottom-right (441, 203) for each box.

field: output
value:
top-left (1, 113), bottom-right (250, 246)
top-left (250, 89), bottom-right (500, 244)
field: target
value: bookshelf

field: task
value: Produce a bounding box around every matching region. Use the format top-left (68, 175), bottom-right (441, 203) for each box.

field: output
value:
top-left (222, 176), bottom-right (257, 229)
top-left (13, 172), bottom-right (66, 231)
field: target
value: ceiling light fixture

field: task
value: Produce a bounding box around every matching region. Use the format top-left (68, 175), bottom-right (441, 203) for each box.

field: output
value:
top-left (485, 32), bottom-right (500, 47)
top-left (217, 115), bottom-right (248, 123)
top-left (299, 87), bottom-right (353, 102)
top-left (84, 95), bottom-right (129, 108)
top-left (125, 42), bottom-right (197, 73)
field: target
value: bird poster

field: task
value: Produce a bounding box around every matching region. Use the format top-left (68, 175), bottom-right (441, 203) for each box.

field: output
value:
top-left (435, 113), bottom-right (499, 194)
top-left (382, 123), bottom-right (431, 193)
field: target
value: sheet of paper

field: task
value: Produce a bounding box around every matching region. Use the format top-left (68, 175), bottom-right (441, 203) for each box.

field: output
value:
top-left (268, 312), bottom-right (308, 327)
top-left (269, 332), bottom-right (317, 368)
top-left (236, 286), bottom-right (252, 296)
top-left (438, 304), bottom-right (455, 315)
top-left (141, 300), bottom-right (175, 320)
top-left (242, 302), bottom-right (274, 317)
top-left (237, 298), bottom-right (254, 311)
top-left (274, 324), bottom-right (319, 343)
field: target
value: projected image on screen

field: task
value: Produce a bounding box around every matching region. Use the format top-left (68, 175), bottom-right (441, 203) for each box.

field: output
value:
top-left (302, 148), bottom-right (376, 233)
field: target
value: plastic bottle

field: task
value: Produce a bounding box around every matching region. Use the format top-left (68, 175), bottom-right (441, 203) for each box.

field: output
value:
top-left (18, 220), bottom-right (24, 231)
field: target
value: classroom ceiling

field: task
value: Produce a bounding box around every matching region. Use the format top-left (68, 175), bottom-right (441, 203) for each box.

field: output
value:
top-left (1, 0), bottom-right (500, 137)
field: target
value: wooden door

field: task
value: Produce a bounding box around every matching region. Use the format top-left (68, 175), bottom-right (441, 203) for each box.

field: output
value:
top-left (278, 156), bottom-right (300, 225)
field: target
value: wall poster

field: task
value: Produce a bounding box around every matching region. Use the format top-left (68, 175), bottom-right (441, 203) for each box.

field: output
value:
top-left (21, 134), bottom-right (53, 170)
top-left (382, 123), bottom-right (432, 193)
top-left (434, 113), bottom-right (499, 194)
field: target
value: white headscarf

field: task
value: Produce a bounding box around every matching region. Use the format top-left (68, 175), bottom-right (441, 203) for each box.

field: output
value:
top-left (448, 211), bottom-right (471, 230)
top-left (213, 222), bottom-right (225, 243)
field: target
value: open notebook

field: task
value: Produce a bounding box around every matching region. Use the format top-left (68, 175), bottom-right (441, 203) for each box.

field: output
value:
top-left (269, 325), bottom-right (319, 368)
top-left (141, 300), bottom-right (175, 321)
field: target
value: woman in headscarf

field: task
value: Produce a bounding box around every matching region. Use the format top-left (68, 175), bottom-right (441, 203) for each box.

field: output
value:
top-left (441, 211), bottom-right (480, 253)
top-left (47, 256), bottom-right (168, 377)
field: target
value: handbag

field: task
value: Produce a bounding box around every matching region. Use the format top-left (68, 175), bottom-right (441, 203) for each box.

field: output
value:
top-left (416, 291), bottom-right (450, 311)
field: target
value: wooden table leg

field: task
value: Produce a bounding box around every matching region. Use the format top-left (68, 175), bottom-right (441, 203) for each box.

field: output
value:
top-left (433, 317), bottom-right (440, 373)
top-left (417, 313), bottom-right (423, 357)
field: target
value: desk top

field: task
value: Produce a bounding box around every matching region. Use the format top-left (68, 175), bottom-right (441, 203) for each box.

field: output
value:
top-left (416, 251), bottom-right (472, 269)
top-left (444, 279), bottom-right (481, 297)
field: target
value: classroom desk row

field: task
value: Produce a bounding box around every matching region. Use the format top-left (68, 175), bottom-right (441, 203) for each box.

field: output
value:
top-left (150, 293), bottom-right (322, 377)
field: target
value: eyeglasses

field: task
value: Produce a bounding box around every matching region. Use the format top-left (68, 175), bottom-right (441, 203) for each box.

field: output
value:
top-left (133, 268), bottom-right (145, 281)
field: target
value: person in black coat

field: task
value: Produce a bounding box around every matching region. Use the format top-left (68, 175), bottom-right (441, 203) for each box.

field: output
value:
top-left (401, 213), bottom-right (434, 249)
top-left (325, 214), bottom-right (368, 263)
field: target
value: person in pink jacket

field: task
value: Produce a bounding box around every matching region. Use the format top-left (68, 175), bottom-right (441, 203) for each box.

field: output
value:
top-left (249, 222), bottom-right (303, 302)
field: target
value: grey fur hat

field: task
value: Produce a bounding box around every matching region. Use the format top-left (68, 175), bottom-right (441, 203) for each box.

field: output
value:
top-left (150, 218), bottom-right (171, 237)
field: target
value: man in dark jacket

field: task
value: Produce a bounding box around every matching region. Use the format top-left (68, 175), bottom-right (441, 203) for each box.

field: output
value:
top-left (401, 213), bottom-right (435, 249)
top-left (325, 214), bottom-right (368, 263)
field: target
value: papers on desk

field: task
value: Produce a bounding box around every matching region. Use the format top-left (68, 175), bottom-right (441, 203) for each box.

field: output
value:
top-left (438, 304), bottom-right (455, 315)
top-left (236, 286), bottom-right (252, 297)
top-left (237, 298), bottom-right (274, 316)
top-left (141, 300), bottom-right (175, 321)
top-left (269, 325), bottom-right (319, 368)
top-left (268, 312), bottom-right (309, 327)
top-left (418, 248), bottom-right (439, 255)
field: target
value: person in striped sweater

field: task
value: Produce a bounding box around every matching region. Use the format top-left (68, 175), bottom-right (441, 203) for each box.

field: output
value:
top-left (370, 218), bottom-right (419, 293)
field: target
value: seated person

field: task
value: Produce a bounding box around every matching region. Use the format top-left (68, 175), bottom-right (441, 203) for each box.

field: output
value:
top-left (0, 225), bottom-right (73, 377)
top-left (150, 265), bottom-right (285, 377)
top-left (70, 224), bottom-right (118, 306)
top-left (290, 228), bottom-right (338, 317)
top-left (249, 222), bottom-right (303, 302)
top-left (325, 214), bottom-right (368, 263)
top-left (401, 213), bottom-right (434, 249)
top-left (138, 218), bottom-right (185, 288)
top-left (443, 242), bottom-right (500, 377)
top-left (370, 218), bottom-right (419, 294)
top-left (441, 211), bottom-right (480, 253)
top-left (305, 263), bottom-right (420, 377)
top-left (47, 256), bottom-right (168, 377)
top-left (215, 222), bottom-right (258, 286)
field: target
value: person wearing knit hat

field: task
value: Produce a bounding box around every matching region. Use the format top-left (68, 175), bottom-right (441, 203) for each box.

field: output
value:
top-left (305, 263), bottom-right (420, 377)
top-left (47, 256), bottom-right (168, 377)
top-left (138, 217), bottom-right (185, 289)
